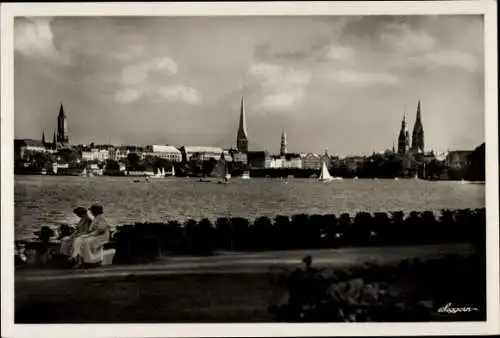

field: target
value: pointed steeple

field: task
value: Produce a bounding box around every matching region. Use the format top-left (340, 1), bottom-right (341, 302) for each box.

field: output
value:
top-left (42, 130), bottom-right (46, 144)
top-left (58, 102), bottom-right (65, 118)
top-left (236, 94), bottom-right (249, 153)
top-left (238, 96), bottom-right (247, 137)
top-left (57, 102), bottom-right (69, 144)
top-left (416, 99), bottom-right (421, 122)
top-left (411, 99), bottom-right (425, 154)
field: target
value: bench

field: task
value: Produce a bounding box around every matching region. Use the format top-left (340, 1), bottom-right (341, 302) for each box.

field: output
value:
top-left (16, 239), bottom-right (117, 268)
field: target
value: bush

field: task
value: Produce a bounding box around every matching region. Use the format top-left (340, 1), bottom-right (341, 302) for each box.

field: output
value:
top-left (268, 254), bottom-right (486, 322)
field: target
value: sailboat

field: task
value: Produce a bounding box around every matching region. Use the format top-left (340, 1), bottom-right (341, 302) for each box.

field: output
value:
top-left (318, 161), bottom-right (333, 183)
top-left (80, 167), bottom-right (88, 177)
top-left (171, 166), bottom-right (176, 177)
top-left (161, 167), bottom-right (166, 177)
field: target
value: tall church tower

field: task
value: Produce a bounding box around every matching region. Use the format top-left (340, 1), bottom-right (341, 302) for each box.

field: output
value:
top-left (411, 100), bottom-right (424, 154)
top-left (397, 113), bottom-right (410, 154)
top-left (236, 96), bottom-right (249, 153)
top-left (57, 103), bottom-right (69, 144)
top-left (41, 130), bottom-right (46, 145)
top-left (280, 127), bottom-right (287, 157)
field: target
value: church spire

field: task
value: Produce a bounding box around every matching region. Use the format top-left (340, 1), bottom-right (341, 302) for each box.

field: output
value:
top-left (411, 99), bottom-right (425, 154)
top-left (58, 102), bottom-right (65, 118)
top-left (57, 102), bottom-right (69, 144)
top-left (236, 94), bottom-right (249, 153)
top-left (397, 111), bottom-right (410, 154)
top-left (42, 130), bottom-right (46, 144)
top-left (280, 126), bottom-right (287, 156)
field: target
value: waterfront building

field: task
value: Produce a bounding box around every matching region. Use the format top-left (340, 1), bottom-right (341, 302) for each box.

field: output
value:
top-left (236, 96), bottom-right (249, 153)
top-left (411, 100), bottom-right (425, 154)
top-left (180, 146), bottom-right (224, 162)
top-left (143, 145), bottom-right (182, 162)
top-left (280, 127), bottom-right (287, 156)
top-left (108, 147), bottom-right (130, 161)
top-left (230, 150), bottom-right (248, 164)
top-left (81, 149), bottom-right (110, 162)
top-left (268, 156), bottom-right (285, 168)
top-left (397, 113), bottom-right (410, 154)
top-left (56, 103), bottom-right (69, 144)
top-left (301, 153), bottom-right (322, 169)
top-left (14, 139), bottom-right (47, 161)
top-left (284, 153), bottom-right (302, 168)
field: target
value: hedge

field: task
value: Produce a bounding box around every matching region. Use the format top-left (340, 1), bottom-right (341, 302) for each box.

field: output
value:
top-left (108, 208), bottom-right (486, 264)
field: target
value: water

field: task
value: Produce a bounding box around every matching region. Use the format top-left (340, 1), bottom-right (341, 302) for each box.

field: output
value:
top-left (14, 175), bottom-right (485, 240)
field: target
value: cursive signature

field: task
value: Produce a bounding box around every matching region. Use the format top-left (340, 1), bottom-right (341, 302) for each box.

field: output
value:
top-left (438, 302), bottom-right (479, 314)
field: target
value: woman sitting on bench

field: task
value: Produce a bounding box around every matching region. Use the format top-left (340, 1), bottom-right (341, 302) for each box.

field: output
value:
top-left (59, 207), bottom-right (93, 261)
top-left (71, 204), bottom-right (111, 268)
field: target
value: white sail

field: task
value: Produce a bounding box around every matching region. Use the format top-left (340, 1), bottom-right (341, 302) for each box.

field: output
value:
top-left (318, 161), bottom-right (333, 182)
top-left (171, 166), bottom-right (175, 176)
top-left (161, 167), bottom-right (165, 176)
top-left (241, 171), bottom-right (250, 179)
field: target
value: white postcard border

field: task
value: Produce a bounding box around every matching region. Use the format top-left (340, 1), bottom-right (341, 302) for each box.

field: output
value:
top-left (1, 1), bottom-right (498, 337)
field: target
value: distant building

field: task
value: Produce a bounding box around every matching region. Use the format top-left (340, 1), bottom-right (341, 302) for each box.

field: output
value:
top-left (14, 139), bottom-right (47, 161)
top-left (301, 153), bottom-right (322, 169)
top-left (143, 145), bottom-right (182, 162)
top-left (268, 156), bottom-right (285, 168)
top-left (284, 153), bottom-right (301, 166)
top-left (236, 96), bottom-right (249, 153)
top-left (108, 147), bottom-right (130, 161)
top-left (81, 149), bottom-right (110, 162)
top-left (230, 150), bottom-right (248, 163)
top-left (180, 146), bottom-right (224, 162)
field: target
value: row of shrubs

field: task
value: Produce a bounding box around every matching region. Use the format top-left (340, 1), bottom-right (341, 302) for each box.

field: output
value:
top-left (109, 208), bottom-right (486, 263)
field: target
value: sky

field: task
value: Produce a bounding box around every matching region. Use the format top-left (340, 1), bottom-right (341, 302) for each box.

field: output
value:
top-left (14, 15), bottom-right (484, 156)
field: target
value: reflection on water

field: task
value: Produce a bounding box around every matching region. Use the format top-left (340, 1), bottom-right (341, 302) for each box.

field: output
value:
top-left (14, 176), bottom-right (485, 239)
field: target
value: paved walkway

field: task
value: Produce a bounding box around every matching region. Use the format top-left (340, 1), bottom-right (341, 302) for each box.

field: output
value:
top-left (16, 243), bottom-right (473, 282)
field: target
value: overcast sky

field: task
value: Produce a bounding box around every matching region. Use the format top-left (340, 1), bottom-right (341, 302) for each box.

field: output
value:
top-left (14, 15), bottom-right (484, 156)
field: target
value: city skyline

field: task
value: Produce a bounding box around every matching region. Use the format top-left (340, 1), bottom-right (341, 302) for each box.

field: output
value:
top-left (15, 15), bottom-right (484, 156)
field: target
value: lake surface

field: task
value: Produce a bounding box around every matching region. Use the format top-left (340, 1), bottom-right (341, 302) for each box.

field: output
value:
top-left (14, 176), bottom-right (485, 240)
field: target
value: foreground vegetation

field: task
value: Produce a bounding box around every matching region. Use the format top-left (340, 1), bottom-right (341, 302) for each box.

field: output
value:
top-left (15, 249), bottom-right (485, 323)
top-left (107, 208), bottom-right (485, 264)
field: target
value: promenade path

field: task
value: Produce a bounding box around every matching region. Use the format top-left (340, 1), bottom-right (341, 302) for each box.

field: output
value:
top-left (16, 243), bottom-right (473, 282)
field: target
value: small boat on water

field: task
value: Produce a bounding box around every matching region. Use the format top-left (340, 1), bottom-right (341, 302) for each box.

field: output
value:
top-left (353, 176), bottom-right (358, 180)
top-left (241, 171), bottom-right (250, 179)
top-left (318, 161), bottom-right (333, 183)
top-left (171, 166), bottom-right (176, 177)
top-left (394, 177), bottom-right (399, 181)
top-left (41, 168), bottom-right (47, 175)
